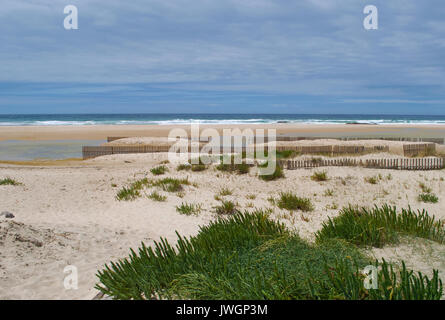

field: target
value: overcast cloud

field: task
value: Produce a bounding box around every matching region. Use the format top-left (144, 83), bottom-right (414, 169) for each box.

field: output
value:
top-left (0, 0), bottom-right (444, 114)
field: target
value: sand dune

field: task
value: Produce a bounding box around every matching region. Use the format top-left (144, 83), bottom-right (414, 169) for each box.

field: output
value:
top-left (1, 151), bottom-right (445, 299)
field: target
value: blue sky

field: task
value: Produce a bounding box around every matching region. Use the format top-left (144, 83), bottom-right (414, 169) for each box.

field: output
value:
top-left (0, 0), bottom-right (445, 114)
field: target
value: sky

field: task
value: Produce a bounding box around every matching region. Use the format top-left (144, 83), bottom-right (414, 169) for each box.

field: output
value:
top-left (0, 0), bottom-right (444, 114)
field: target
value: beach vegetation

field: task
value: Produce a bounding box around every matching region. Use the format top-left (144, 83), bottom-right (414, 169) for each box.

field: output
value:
top-left (276, 150), bottom-right (299, 159)
top-left (188, 157), bottom-right (208, 172)
top-left (316, 205), bottom-right (445, 248)
top-left (258, 162), bottom-right (284, 181)
top-left (216, 156), bottom-right (250, 174)
top-left (419, 182), bottom-right (432, 194)
top-left (148, 191), bottom-right (167, 202)
top-left (150, 165), bottom-right (168, 175)
top-left (0, 177), bottom-right (22, 186)
top-left (96, 210), bottom-right (442, 300)
top-left (131, 178), bottom-right (151, 190)
top-left (116, 186), bottom-right (141, 201)
top-left (191, 164), bottom-right (206, 172)
top-left (176, 164), bottom-right (191, 171)
top-left (115, 178), bottom-right (151, 201)
top-left (176, 202), bottom-right (202, 216)
top-left (154, 178), bottom-right (190, 193)
top-left (324, 189), bottom-right (335, 197)
top-left (214, 200), bottom-right (238, 215)
top-left (418, 193), bottom-right (439, 203)
top-left (311, 170), bottom-right (328, 182)
top-left (276, 192), bottom-right (314, 212)
top-left (217, 187), bottom-right (233, 196)
top-left (364, 176), bottom-right (379, 184)
top-left (326, 202), bottom-right (339, 210)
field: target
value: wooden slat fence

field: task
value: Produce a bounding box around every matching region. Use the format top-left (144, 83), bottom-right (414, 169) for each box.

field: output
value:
top-left (403, 143), bottom-right (436, 157)
top-left (281, 157), bottom-right (444, 170)
top-left (276, 136), bottom-right (444, 144)
top-left (83, 144), bottom-right (391, 159)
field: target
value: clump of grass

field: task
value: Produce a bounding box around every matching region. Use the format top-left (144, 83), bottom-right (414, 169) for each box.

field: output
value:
top-left (276, 150), bottom-right (299, 159)
top-left (316, 205), bottom-right (445, 248)
top-left (324, 189), bottom-right (334, 197)
top-left (0, 177), bottom-right (22, 186)
top-left (214, 200), bottom-right (238, 215)
top-left (258, 162), bottom-right (284, 181)
top-left (364, 176), bottom-right (379, 184)
top-left (217, 187), bottom-right (233, 196)
top-left (176, 202), bottom-right (202, 216)
top-left (148, 191), bottom-right (167, 202)
top-left (153, 178), bottom-right (190, 193)
top-left (116, 177), bottom-right (150, 201)
top-left (246, 193), bottom-right (256, 200)
top-left (245, 202), bottom-right (254, 208)
top-left (150, 165), bottom-right (168, 175)
top-left (116, 177), bottom-right (191, 200)
top-left (96, 210), bottom-right (442, 300)
top-left (418, 193), bottom-right (439, 203)
top-left (188, 157), bottom-right (208, 172)
top-left (419, 182), bottom-right (432, 194)
top-left (320, 257), bottom-right (443, 300)
top-left (276, 192), bottom-right (314, 212)
top-left (191, 164), bottom-right (206, 172)
top-left (326, 202), bottom-right (339, 210)
top-left (235, 163), bottom-right (250, 174)
top-left (116, 186), bottom-right (141, 201)
top-left (216, 156), bottom-right (250, 175)
top-left (176, 164), bottom-right (191, 171)
top-left (311, 170), bottom-right (328, 182)
top-left (130, 178), bottom-right (150, 190)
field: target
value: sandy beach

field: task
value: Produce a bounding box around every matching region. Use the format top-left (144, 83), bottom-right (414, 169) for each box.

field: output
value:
top-left (2, 123), bottom-right (445, 142)
top-left (1, 125), bottom-right (445, 299)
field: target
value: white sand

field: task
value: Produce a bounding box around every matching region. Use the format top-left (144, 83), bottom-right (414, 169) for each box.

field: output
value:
top-left (1, 151), bottom-right (445, 299)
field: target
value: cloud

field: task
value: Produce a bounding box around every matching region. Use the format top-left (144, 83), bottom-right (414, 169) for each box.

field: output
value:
top-left (0, 0), bottom-right (444, 113)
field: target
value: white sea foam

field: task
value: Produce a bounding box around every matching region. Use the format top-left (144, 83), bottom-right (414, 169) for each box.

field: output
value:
top-left (1, 117), bottom-right (445, 126)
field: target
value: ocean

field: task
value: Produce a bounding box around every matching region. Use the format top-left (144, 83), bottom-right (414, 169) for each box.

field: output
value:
top-left (0, 140), bottom-right (105, 161)
top-left (1, 114), bottom-right (445, 126)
